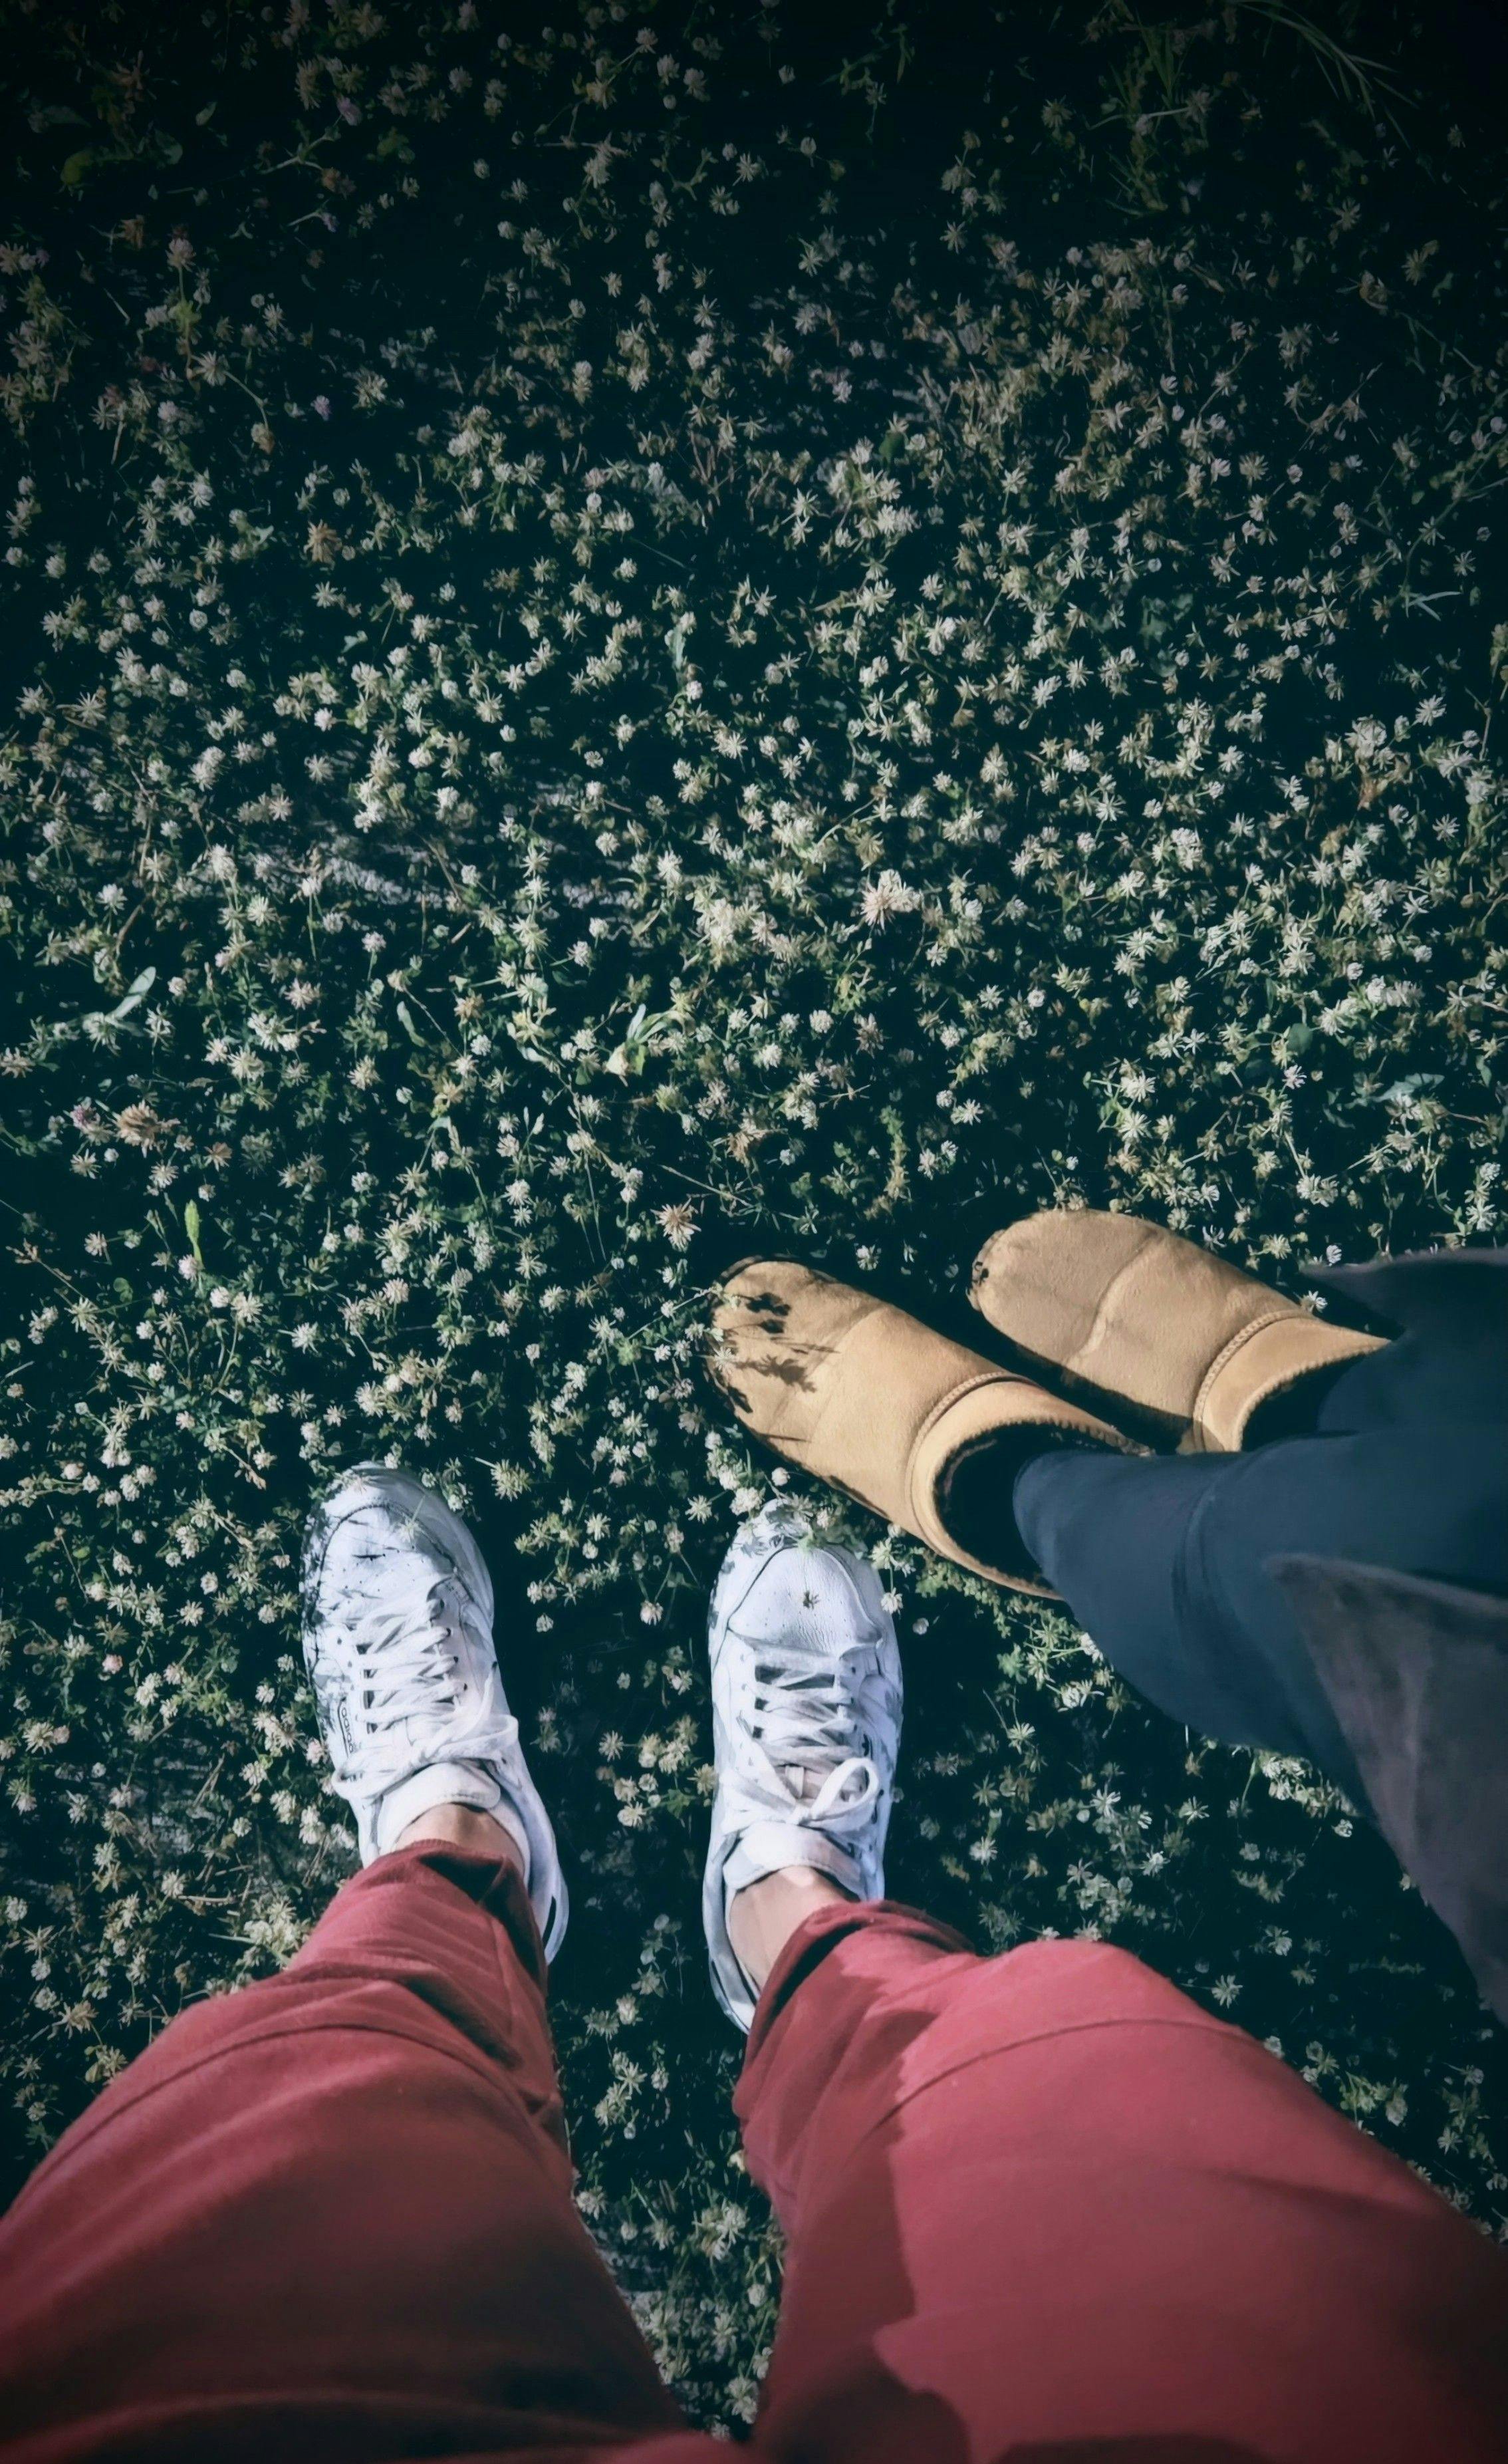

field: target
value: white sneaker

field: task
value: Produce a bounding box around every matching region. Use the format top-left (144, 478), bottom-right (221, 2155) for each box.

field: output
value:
top-left (703, 1499), bottom-right (902, 2030)
top-left (301, 1464), bottom-right (568, 1960)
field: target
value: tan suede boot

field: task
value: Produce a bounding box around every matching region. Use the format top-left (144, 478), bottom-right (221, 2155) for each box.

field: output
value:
top-left (969, 1210), bottom-right (1386, 1454)
top-left (709, 1259), bottom-right (1142, 1596)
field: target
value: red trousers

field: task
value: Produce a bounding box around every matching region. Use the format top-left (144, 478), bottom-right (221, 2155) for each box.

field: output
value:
top-left (2, 1846), bottom-right (1505, 2463)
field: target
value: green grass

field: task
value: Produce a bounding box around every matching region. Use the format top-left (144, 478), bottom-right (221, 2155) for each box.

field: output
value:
top-left (2, 0), bottom-right (1505, 2424)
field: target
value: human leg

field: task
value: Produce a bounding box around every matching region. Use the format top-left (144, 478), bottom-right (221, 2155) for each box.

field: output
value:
top-left (735, 1901), bottom-right (1508, 2464)
top-left (1313, 1321), bottom-right (1508, 1433)
top-left (1013, 1419), bottom-right (1508, 1792)
top-left (961, 1212), bottom-right (1506, 1787)
top-left (699, 1506), bottom-right (1508, 2464)
top-left (0, 1464), bottom-right (716, 2464)
top-left (1012, 1442), bottom-right (1356, 1774)
top-left (0, 1840), bottom-right (692, 2464)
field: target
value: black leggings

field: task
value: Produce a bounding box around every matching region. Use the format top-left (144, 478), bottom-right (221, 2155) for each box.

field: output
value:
top-left (1013, 1335), bottom-right (1508, 1799)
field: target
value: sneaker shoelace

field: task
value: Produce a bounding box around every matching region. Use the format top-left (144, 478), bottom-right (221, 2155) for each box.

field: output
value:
top-left (341, 1568), bottom-right (517, 1791)
top-left (744, 1637), bottom-right (886, 1836)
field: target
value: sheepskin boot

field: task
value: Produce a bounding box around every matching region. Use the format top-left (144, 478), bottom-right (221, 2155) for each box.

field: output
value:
top-left (969, 1210), bottom-right (1385, 1454)
top-left (709, 1259), bottom-right (1142, 1596)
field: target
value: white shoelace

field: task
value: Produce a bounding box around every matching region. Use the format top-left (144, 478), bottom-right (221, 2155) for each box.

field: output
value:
top-left (746, 1641), bottom-right (886, 1834)
top-left (342, 1572), bottom-right (517, 1790)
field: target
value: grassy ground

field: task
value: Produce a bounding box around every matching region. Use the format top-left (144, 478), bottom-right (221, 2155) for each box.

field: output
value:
top-left (2, 0), bottom-right (1505, 2425)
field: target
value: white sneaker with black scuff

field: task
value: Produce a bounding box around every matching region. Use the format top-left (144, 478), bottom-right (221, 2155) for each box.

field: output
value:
top-left (301, 1463), bottom-right (568, 1960)
top-left (703, 1498), bottom-right (902, 2030)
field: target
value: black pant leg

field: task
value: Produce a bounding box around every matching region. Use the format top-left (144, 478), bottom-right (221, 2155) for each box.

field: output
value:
top-left (1017, 1421), bottom-right (1508, 1799)
top-left (1013, 1447), bottom-right (1356, 1783)
top-left (1316, 1330), bottom-right (1508, 1434)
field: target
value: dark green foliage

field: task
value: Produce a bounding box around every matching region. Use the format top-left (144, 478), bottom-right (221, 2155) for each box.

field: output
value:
top-left (1, 0), bottom-right (1505, 2423)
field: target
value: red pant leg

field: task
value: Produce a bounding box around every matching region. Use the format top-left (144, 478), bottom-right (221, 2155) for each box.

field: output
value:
top-left (735, 1905), bottom-right (1508, 2464)
top-left (0, 1846), bottom-right (698, 2464)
